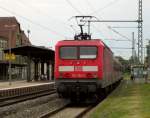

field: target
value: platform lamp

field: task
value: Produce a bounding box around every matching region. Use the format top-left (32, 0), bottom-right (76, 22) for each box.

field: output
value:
top-left (27, 29), bottom-right (30, 41)
top-left (4, 24), bottom-right (17, 86)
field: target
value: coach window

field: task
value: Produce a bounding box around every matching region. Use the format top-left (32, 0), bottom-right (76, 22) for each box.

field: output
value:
top-left (79, 47), bottom-right (97, 59)
top-left (60, 47), bottom-right (77, 59)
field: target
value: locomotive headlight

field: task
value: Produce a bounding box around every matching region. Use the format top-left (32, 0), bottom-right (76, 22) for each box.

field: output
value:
top-left (86, 73), bottom-right (97, 78)
top-left (59, 73), bottom-right (63, 78)
top-left (59, 73), bottom-right (72, 78)
top-left (93, 73), bottom-right (98, 78)
top-left (64, 73), bottom-right (72, 78)
top-left (86, 73), bottom-right (93, 78)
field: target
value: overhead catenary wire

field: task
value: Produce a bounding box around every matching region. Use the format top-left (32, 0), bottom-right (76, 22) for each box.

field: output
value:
top-left (104, 38), bottom-right (131, 41)
top-left (89, 0), bottom-right (121, 15)
top-left (0, 5), bottom-right (66, 38)
top-left (107, 26), bottom-right (132, 41)
top-left (84, 0), bottom-right (132, 42)
top-left (86, 17), bottom-right (136, 41)
top-left (86, 0), bottom-right (136, 58)
top-left (90, 0), bottom-right (120, 15)
top-left (86, 0), bottom-right (143, 60)
top-left (83, 0), bottom-right (111, 40)
top-left (83, 0), bottom-right (133, 59)
top-left (90, 17), bottom-right (133, 42)
top-left (84, 0), bottom-right (95, 14)
top-left (110, 47), bottom-right (132, 49)
top-left (70, 25), bottom-right (78, 34)
top-left (15, 0), bottom-right (72, 32)
top-left (84, 0), bottom-right (108, 38)
top-left (110, 26), bottom-right (138, 28)
top-left (91, 24), bottom-right (130, 42)
top-left (66, 0), bottom-right (131, 43)
top-left (65, 0), bottom-right (83, 14)
top-left (92, 24), bottom-right (108, 38)
top-left (65, 0), bottom-right (91, 36)
top-left (87, 0), bottom-right (138, 44)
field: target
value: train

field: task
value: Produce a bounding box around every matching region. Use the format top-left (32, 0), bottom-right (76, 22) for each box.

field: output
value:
top-left (55, 39), bottom-right (123, 101)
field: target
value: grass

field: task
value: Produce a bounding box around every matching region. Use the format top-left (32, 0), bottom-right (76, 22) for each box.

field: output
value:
top-left (123, 72), bottom-right (130, 80)
top-left (89, 77), bottom-right (150, 118)
top-left (140, 84), bottom-right (150, 118)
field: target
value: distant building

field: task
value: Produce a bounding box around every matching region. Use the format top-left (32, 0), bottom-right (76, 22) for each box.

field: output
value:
top-left (0, 17), bottom-right (31, 80)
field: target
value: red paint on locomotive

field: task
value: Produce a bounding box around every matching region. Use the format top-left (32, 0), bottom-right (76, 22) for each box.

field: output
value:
top-left (55, 39), bottom-right (122, 98)
top-left (55, 40), bottom-right (103, 79)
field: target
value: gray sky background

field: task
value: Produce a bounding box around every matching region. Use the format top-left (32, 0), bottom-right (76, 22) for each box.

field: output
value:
top-left (0, 0), bottom-right (149, 59)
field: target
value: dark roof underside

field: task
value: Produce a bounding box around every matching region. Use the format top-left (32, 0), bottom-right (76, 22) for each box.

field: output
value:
top-left (4, 45), bottom-right (55, 61)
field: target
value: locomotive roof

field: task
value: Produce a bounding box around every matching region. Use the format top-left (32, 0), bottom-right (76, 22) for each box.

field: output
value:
top-left (56, 39), bottom-right (113, 53)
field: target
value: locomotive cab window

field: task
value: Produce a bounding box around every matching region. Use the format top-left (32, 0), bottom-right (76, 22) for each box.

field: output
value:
top-left (60, 47), bottom-right (77, 59)
top-left (79, 47), bottom-right (97, 59)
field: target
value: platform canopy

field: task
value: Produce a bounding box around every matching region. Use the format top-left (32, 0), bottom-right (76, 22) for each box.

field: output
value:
top-left (3, 45), bottom-right (55, 61)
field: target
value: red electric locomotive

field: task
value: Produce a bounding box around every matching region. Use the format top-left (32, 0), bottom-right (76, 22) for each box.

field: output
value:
top-left (55, 16), bottom-right (122, 100)
top-left (55, 39), bottom-right (122, 100)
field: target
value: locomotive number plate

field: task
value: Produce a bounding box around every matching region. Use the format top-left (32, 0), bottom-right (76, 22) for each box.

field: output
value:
top-left (74, 66), bottom-right (82, 71)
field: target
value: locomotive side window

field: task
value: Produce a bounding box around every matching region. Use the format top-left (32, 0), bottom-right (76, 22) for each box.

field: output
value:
top-left (79, 47), bottom-right (97, 59)
top-left (60, 47), bottom-right (77, 59)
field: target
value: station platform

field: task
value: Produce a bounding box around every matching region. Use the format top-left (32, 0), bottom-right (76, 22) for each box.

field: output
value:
top-left (132, 77), bottom-right (150, 84)
top-left (0, 80), bottom-right (54, 90)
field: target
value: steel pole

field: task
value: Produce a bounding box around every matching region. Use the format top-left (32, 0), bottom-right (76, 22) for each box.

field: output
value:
top-left (8, 30), bottom-right (12, 86)
top-left (4, 24), bottom-right (16, 86)
top-left (132, 32), bottom-right (135, 64)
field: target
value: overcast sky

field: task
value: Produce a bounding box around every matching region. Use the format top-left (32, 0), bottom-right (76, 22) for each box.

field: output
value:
top-left (0, 0), bottom-right (149, 59)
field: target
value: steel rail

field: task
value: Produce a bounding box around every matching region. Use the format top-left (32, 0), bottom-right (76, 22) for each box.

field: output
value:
top-left (39, 103), bottom-right (70, 118)
top-left (0, 89), bottom-right (56, 107)
top-left (75, 105), bottom-right (95, 118)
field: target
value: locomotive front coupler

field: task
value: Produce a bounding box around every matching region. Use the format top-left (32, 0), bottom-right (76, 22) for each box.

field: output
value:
top-left (75, 81), bottom-right (80, 101)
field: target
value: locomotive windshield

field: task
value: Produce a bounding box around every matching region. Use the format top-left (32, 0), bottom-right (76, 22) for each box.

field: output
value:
top-left (60, 46), bottom-right (97, 59)
top-left (79, 47), bottom-right (97, 59)
top-left (60, 47), bottom-right (77, 59)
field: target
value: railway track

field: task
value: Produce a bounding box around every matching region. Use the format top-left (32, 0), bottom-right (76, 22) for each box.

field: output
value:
top-left (40, 103), bottom-right (95, 118)
top-left (39, 81), bottom-right (122, 118)
top-left (0, 89), bottom-right (56, 107)
top-left (0, 83), bottom-right (56, 107)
